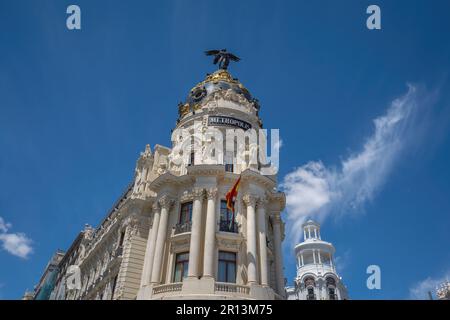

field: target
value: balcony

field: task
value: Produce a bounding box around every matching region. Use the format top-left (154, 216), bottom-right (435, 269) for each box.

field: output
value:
top-left (219, 220), bottom-right (239, 233)
top-left (215, 282), bottom-right (250, 296)
top-left (174, 221), bottom-right (192, 234)
top-left (152, 283), bottom-right (183, 295)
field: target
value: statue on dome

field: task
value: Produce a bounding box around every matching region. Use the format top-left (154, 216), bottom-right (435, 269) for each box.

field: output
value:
top-left (205, 49), bottom-right (240, 70)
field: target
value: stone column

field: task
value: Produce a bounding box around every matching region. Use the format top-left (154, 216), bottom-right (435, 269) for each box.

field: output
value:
top-left (187, 188), bottom-right (204, 278)
top-left (140, 202), bottom-right (160, 288)
top-left (203, 187), bottom-right (217, 278)
top-left (244, 194), bottom-right (258, 284)
top-left (139, 167), bottom-right (148, 194)
top-left (150, 195), bottom-right (173, 284)
top-left (272, 213), bottom-right (284, 295)
top-left (257, 197), bottom-right (268, 286)
top-left (313, 249), bottom-right (316, 264)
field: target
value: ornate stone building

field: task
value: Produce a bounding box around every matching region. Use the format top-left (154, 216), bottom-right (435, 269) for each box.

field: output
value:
top-left (436, 280), bottom-right (450, 300)
top-left (27, 57), bottom-right (286, 300)
top-left (286, 220), bottom-right (348, 300)
top-left (22, 250), bottom-right (65, 300)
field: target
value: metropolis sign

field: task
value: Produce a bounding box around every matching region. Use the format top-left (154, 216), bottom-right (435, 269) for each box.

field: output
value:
top-left (208, 115), bottom-right (252, 131)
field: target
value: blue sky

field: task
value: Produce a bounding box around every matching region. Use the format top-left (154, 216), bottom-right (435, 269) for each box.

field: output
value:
top-left (1, 0), bottom-right (449, 299)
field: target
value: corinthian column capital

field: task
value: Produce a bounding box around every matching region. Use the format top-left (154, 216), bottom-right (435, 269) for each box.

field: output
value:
top-left (158, 195), bottom-right (174, 210)
top-left (243, 194), bottom-right (257, 207)
top-left (256, 196), bottom-right (268, 209)
top-left (206, 187), bottom-right (218, 200)
top-left (152, 201), bottom-right (160, 212)
top-left (192, 188), bottom-right (205, 200)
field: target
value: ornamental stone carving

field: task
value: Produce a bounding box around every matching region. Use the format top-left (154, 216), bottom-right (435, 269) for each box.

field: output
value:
top-left (217, 237), bottom-right (242, 251)
top-left (256, 196), bottom-right (268, 209)
top-left (180, 190), bottom-right (194, 203)
top-left (158, 195), bottom-right (175, 210)
top-left (192, 188), bottom-right (205, 200)
top-left (206, 187), bottom-right (218, 199)
top-left (170, 238), bottom-right (190, 253)
top-left (243, 194), bottom-right (257, 207)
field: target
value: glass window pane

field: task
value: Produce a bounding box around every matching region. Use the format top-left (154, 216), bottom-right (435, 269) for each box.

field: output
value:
top-left (182, 261), bottom-right (189, 279)
top-left (177, 253), bottom-right (188, 262)
top-left (219, 251), bottom-right (236, 261)
top-left (227, 263), bottom-right (236, 283)
top-left (173, 264), bottom-right (182, 282)
top-left (218, 262), bottom-right (226, 282)
top-left (180, 202), bottom-right (193, 223)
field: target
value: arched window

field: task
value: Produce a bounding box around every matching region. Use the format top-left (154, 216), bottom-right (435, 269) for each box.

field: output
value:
top-left (304, 277), bottom-right (316, 300)
top-left (326, 277), bottom-right (337, 300)
top-left (326, 277), bottom-right (336, 287)
top-left (307, 287), bottom-right (315, 300)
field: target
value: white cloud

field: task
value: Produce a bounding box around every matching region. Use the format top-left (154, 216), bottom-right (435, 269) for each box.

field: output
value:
top-left (282, 85), bottom-right (432, 243)
top-left (409, 271), bottom-right (450, 300)
top-left (0, 216), bottom-right (33, 259)
top-left (273, 138), bottom-right (283, 153)
top-left (0, 217), bottom-right (12, 233)
top-left (334, 250), bottom-right (351, 275)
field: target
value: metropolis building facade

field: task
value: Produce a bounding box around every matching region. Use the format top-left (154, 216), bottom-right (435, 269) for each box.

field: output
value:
top-left (26, 54), bottom-right (287, 300)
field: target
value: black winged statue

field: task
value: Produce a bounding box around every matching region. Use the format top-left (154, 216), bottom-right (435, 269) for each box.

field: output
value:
top-left (205, 49), bottom-right (240, 70)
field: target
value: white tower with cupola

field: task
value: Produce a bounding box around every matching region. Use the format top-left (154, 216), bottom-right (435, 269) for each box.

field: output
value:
top-left (286, 220), bottom-right (348, 300)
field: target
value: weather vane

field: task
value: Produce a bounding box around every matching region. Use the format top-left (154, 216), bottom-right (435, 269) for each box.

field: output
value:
top-left (205, 49), bottom-right (240, 70)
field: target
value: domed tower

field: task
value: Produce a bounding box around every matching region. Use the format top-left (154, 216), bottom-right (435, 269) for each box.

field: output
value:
top-left (137, 51), bottom-right (286, 300)
top-left (170, 67), bottom-right (267, 176)
top-left (286, 220), bottom-right (348, 300)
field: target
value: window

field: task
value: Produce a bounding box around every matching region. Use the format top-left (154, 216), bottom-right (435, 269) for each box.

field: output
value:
top-left (225, 151), bottom-right (233, 172)
top-left (218, 251), bottom-right (236, 283)
top-left (219, 200), bottom-right (238, 233)
top-left (119, 230), bottom-right (125, 247)
top-left (326, 277), bottom-right (337, 300)
top-left (189, 151), bottom-right (195, 166)
top-left (305, 277), bottom-right (316, 300)
top-left (328, 287), bottom-right (337, 300)
top-left (173, 252), bottom-right (189, 282)
top-left (175, 202), bottom-right (193, 234)
top-left (179, 202), bottom-right (193, 224)
top-left (307, 287), bottom-right (316, 300)
top-left (326, 277), bottom-right (336, 287)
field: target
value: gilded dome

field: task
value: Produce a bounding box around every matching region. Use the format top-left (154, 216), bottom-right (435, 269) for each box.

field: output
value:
top-left (178, 69), bottom-right (259, 119)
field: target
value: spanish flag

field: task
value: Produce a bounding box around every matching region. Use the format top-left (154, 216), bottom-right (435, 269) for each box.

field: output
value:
top-left (225, 175), bottom-right (241, 226)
